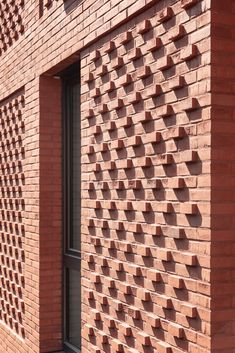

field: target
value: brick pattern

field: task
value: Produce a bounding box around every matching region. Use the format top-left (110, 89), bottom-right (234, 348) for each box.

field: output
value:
top-left (41, 0), bottom-right (58, 13)
top-left (0, 0), bottom-right (24, 55)
top-left (0, 0), bottom-right (214, 353)
top-left (39, 76), bottom-right (62, 353)
top-left (0, 91), bottom-right (25, 338)
top-left (81, 1), bottom-right (210, 353)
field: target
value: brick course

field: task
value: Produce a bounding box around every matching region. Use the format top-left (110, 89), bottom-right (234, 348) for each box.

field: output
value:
top-left (0, 0), bottom-right (232, 353)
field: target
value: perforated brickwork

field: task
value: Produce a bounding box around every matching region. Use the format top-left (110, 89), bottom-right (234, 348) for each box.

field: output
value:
top-left (81, 1), bottom-right (211, 352)
top-left (0, 91), bottom-right (25, 338)
top-left (0, 0), bottom-right (24, 55)
top-left (40, 0), bottom-right (59, 16)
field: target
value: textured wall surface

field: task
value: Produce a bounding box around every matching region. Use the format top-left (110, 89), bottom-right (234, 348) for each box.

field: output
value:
top-left (0, 0), bottom-right (24, 56)
top-left (81, 1), bottom-right (211, 353)
top-left (0, 90), bottom-right (25, 335)
top-left (1, 0), bottom-right (231, 353)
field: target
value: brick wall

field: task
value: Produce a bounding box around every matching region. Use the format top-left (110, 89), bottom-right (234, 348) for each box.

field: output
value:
top-left (39, 76), bottom-right (62, 352)
top-left (0, 89), bottom-right (26, 349)
top-left (0, 0), bottom-right (25, 56)
top-left (80, 1), bottom-right (211, 353)
top-left (211, 2), bottom-right (235, 353)
top-left (3, 0), bottom-right (235, 353)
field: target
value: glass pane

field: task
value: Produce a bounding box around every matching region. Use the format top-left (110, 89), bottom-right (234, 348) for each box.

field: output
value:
top-left (67, 268), bottom-right (81, 349)
top-left (70, 81), bottom-right (81, 251)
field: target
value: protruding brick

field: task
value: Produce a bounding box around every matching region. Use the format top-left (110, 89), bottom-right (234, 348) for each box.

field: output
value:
top-left (97, 103), bottom-right (108, 114)
top-left (157, 7), bottom-right (173, 23)
top-left (158, 153), bottom-right (174, 165)
top-left (181, 303), bottom-right (197, 318)
top-left (112, 139), bottom-right (124, 150)
top-left (180, 203), bottom-right (198, 214)
top-left (180, 150), bottom-right (198, 163)
top-left (137, 288), bottom-right (151, 301)
top-left (147, 269), bottom-right (161, 282)
top-left (128, 179), bottom-right (142, 189)
top-left (128, 48), bottom-right (141, 61)
top-left (119, 31), bottom-right (132, 44)
top-left (157, 55), bottom-right (173, 70)
top-left (146, 84), bottom-right (162, 97)
top-left (128, 92), bottom-right (141, 104)
top-left (103, 40), bottom-right (115, 53)
top-left (169, 75), bottom-right (184, 90)
top-left (84, 72), bottom-right (94, 83)
top-left (90, 50), bottom-right (100, 62)
top-left (168, 323), bottom-right (184, 338)
top-left (96, 65), bottom-right (108, 76)
top-left (147, 37), bottom-right (162, 52)
top-left (181, 0), bottom-right (199, 9)
top-left (138, 332), bottom-right (151, 346)
top-left (112, 57), bottom-right (124, 69)
top-left (183, 97), bottom-right (198, 111)
top-left (137, 66), bottom-right (151, 79)
top-left (157, 249), bottom-right (172, 262)
top-left (168, 275), bottom-right (184, 289)
top-left (180, 44), bottom-right (197, 61)
top-left (137, 20), bottom-right (151, 34)
top-left (119, 74), bottom-right (132, 86)
top-left (90, 87), bottom-right (100, 98)
top-left (169, 24), bottom-right (184, 41)
top-left (104, 81), bottom-right (115, 92)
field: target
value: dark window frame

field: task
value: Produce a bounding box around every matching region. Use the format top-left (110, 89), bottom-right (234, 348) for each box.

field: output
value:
top-left (61, 61), bottom-right (81, 353)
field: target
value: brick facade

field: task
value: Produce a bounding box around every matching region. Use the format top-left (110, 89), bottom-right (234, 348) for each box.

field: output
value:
top-left (0, 0), bottom-right (233, 353)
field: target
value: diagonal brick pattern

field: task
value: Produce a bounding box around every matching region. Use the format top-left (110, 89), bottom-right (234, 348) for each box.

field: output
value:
top-left (81, 1), bottom-right (211, 352)
top-left (0, 0), bottom-right (24, 55)
top-left (0, 91), bottom-right (25, 338)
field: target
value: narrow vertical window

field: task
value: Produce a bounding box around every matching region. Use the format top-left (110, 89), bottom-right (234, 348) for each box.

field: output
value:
top-left (62, 62), bottom-right (81, 353)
